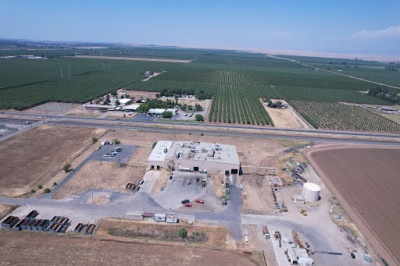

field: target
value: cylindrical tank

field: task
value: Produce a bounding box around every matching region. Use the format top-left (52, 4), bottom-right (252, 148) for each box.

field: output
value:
top-left (302, 183), bottom-right (321, 202)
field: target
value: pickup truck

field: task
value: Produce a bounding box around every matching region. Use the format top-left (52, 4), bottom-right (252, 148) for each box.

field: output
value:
top-left (262, 226), bottom-right (270, 239)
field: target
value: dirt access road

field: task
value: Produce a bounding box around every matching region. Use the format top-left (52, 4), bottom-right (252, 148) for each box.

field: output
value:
top-left (72, 55), bottom-right (192, 63)
top-left (0, 232), bottom-right (257, 266)
top-left (307, 145), bottom-right (400, 266)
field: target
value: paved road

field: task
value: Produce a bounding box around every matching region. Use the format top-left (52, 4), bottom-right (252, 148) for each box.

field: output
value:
top-left (1, 111), bottom-right (400, 141)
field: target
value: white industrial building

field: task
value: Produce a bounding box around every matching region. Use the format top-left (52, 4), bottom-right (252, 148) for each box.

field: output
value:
top-left (147, 141), bottom-right (240, 174)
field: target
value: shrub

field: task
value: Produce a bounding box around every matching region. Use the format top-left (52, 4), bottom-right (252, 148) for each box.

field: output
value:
top-left (44, 188), bottom-right (51, 193)
top-left (92, 137), bottom-right (98, 144)
top-left (163, 111), bottom-right (173, 118)
top-left (37, 185), bottom-right (43, 189)
top-left (178, 227), bottom-right (187, 238)
top-left (63, 163), bottom-right (71, 173)
top-left (31, 189), bottom-right (36, 193)
top-left (113, 138), bottom-right (121, 144)
top-left (195, 114), bottom-right (204, 121)
top-left (152, 142), bottom-right (157, 149)
top-left (53, 182), bottom-right (57, 186)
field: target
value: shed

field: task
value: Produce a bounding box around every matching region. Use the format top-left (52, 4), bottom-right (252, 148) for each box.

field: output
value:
top-left (166, 214), bottom-right (178, 223)
top-left (291, 194), bottom-right (305, 203)
top-left (154, 213), bottom-right (166, 222)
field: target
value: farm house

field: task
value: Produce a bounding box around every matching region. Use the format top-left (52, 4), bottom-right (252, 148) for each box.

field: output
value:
top-left (147, 141), bottom-right (240, 174)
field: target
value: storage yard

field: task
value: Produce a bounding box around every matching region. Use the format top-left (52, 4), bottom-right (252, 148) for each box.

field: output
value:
top-left (307, 145), bottom-right (400, 266)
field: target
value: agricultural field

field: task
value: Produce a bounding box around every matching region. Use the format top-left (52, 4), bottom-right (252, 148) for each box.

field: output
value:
top-left (290, 100), bottom-right (400, 133)
top-left (0, 57), bottom-right (180, 110)
top-left (307, 146), bottom-right (400, 266)
top-left (2, 47), bottom-right (399, 130)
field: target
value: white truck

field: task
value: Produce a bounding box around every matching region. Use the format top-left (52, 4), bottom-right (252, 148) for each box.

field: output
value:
top-left (262, 226), bottom-right (270, 239)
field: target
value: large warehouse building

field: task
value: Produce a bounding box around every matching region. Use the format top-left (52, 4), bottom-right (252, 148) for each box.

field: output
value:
top-left (147, 141), bottom-right (240, 174)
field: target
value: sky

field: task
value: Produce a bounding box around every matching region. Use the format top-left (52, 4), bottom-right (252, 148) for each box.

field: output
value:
top-left (1, 0), bottom-right (400, 58)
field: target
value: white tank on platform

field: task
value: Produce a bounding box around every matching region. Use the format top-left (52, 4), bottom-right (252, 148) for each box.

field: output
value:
top-left (302, 182), bottom-right (321, 202)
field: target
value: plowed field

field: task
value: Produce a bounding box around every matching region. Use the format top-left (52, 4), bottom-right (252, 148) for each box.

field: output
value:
top-left (307, 146), bottom-right (400, 265)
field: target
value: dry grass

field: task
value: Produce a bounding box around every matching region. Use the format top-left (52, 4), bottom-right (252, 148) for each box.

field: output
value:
top-left (53, 161), bottom-right (146, 199)
top-left (0, 126), bottom-right (104, 197)
top-left (261, 99), bottom-right (304, 129)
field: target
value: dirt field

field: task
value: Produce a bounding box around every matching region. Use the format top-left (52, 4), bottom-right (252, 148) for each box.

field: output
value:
top-left (72, 55), bottom-right (192, 63)
top-left (240, 175), bottom-right (274, 214)
top-left (0, 231), bottom-right (257, 266)
top-left (118, 89), bottom-right (158, 99)
top-left (261, 99), bottom-right (304, 129)
top-left (96, 218), bottom-right (226, 249)
top-left (0, 126), bottom-right (104, 197)
top-left (307, 145), bottom-right (400, 266)
top-left (53, 161), bottom-right (146, 199)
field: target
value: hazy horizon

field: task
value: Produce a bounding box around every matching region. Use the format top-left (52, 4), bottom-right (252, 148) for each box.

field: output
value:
top-left (1, 0), bottom-right (399, 59)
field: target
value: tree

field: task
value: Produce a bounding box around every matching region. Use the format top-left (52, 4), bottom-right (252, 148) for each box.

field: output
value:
top-left (188, 105), bottom-right (193, 111)
top-left (63, 163), bottom-right (71, 173)
top-left (276, 101), bottom-right (282, 108)
top-left (152, 142), bottom-right (157, 149)
top-left (137, 103), bottom-right (149, 113)
top-left (92, 137), bottom-right (98, 144)
top-left (178, 227), bottom-right (187, 238)
top-left (113, 138), bottom-right (121, 145)
top-left (155, 93), bottom-right (161, 98)
top-left (195, 104), bottom-right (203, 112)
top-left (181, 104), bottom-right (187, 111)
top-left (37, 185), bottom-right (43, 189)
top-left (163, 111), bottom-right (173, 118)
top-left (195, 114), bottom-right (204, 121)
top-left (115, 100), bottom-right (120, 106)
top-left (44, 188), bottom-right (51, 193)
top-left (111, 91), bottom-right (117, 96)
top-left (53, 182), bottom-right (57, 186)
top-left (31, 189), bottom-right (36, 193)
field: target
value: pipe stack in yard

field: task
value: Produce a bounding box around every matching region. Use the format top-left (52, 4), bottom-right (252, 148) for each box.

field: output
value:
top-left (291, 162), bottom-right (308, 186)
top-left (1, 210), bottom-right (72, 233)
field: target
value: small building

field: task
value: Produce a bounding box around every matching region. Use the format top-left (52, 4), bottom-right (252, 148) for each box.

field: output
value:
top-left (287, 247), bottom-right (313, 265)
top-left (380, 106), bottom-right (398, 112)
top-left (166, 214), bottom-right (178, 223)
top-left (118, 98), bottom-right (133, 106)
top-left (84, 104), bottom-right (114, 111)
top-left (142, 212), bottom-right (155, 218)
top-left (122, 104), bottom-right (141, 112)
top-left (148, 108), bottom-right (167, 115)
top-left (154, 213), bottom-right (166, 222)
top-left (144, 71), bottom-right (153, 76)
top-left (291, 194), bottom-right (305, 203)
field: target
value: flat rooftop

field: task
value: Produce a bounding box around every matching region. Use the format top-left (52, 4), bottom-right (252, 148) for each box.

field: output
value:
top-left (167, 141), bottom-right (240, 165)
top-left (148, 141), bottom-right (174, 162)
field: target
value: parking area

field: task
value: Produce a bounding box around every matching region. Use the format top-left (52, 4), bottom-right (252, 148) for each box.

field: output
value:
top-left (152, 172), bottom-right (210, 210)
top-left (89, 145), bottom-right (138, 163)
top-left (131, 113), bottom-right (157, 122)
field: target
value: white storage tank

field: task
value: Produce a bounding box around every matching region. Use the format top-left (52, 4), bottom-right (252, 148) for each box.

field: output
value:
top-left (302, 183), bottom-right (321, 202)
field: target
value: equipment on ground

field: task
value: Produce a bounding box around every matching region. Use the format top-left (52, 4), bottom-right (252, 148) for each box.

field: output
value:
top-left (301, 209), bottom-right (308, 216)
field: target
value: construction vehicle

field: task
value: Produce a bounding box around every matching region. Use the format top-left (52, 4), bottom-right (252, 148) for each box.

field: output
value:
top-left (301, 209), bottom-right (308, 216)
top-left (274, 231), bottom-right (282, 248)
top-left (262, 226), bottom-right (270, 239)
top-left (282, 200), bottom-right (288, 212)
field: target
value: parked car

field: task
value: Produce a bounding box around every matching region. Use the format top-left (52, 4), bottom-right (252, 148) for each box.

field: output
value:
top-left (195, 199), bottom-right (204, 204)
top-left (222, 197), bottom-right (227, 206)
top-left (115, 147), bottom-right (122, 152)
top-left (160, 186), bottom-right (163, 191)
top-left (181, 199), bottom-right (190, 204)
top-left (104, 153), bottom-right (112, 157)
top-left (225, 182), bottom-right (230, 188)
top-left (138, 179), bottom-right (144, 185)
top-left (136, 186), bottom-right (141, 192)
top-left (184, 203), bottom-right (192, 207)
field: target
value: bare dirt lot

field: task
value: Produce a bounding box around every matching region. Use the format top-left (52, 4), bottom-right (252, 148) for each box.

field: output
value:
top-left (0, 126), bottom-right (104, 197)
top-left (72, 55), bottom-right (192, 63)
top-left (307, 145), bottom-right (400, 266)
top-left (53, 161), bottom-right (146, 199)
top-left (0, 231), bottom-right (257, 266)
top-left (261, 99), bottom-right (304, 129)
top-left (118, 89), bottom-right (158, 99)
